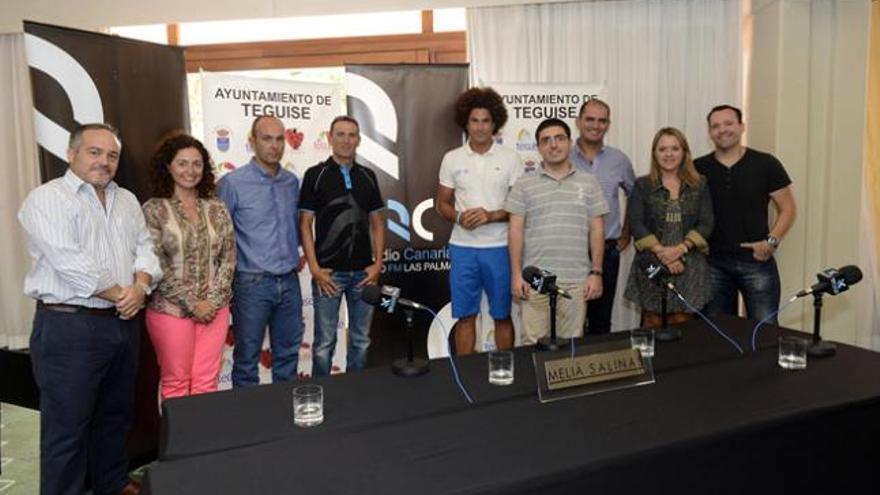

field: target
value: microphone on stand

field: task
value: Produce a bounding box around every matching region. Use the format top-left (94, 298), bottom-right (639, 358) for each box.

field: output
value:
top-left (522, 266), bottom-right (573, 299)
top-left (794, 265), bottom-right (862, 298)
top-left (637, 255), bottom-right (681, 342)
top-left (362, 285), bottom-right (430, 376)
top-left (639, 254), bottom-right (744, 354)
top-left (521, 266), bottom-right (569, 351)
top-left (797, 265), bottom-right (863, 358)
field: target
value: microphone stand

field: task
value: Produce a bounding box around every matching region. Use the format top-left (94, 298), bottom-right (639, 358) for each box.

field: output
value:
top-left (808, 292), bottom-right (836, 358)
top-left (537, 291), bottom-right (567, 351)
top-left (392, 309), bottom-right (430, 376)
top-left (654, 276), bottom-right (681, 342)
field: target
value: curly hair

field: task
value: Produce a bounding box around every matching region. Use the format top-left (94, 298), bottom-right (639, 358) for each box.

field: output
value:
top-left (453, 87), bottom-right (508, 134)
top-left (150, 132), bottom-right (216, 199)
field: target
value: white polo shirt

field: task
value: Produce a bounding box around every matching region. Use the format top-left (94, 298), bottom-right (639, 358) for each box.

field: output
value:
top-left (438, 141), bottom-right (523, 248)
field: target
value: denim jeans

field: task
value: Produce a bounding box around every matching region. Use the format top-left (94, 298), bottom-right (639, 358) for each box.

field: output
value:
top-left (586, 240), bottom-right (621, 335)
top-left (311, 270), bottom-right (375, 375)
top-left (231, 270), bottom-right (303, 387)
top-left (705, 254), bottom-right (781, 324)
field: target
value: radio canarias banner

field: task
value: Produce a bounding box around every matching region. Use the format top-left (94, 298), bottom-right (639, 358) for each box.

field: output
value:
top-left (346, 64), bottom-right (468, 365)
top-left (200, 72), bottom-right (346, 384)
top-left (490, 82), bottom-right (608, 169)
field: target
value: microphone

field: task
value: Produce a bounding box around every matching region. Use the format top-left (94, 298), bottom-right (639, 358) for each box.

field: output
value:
top-left (361, 284), bottom-right (424, 314)
top-left (522, 266), bottom-right (572, 299)
top-left (360, 284), bottom-right (430, 377)
top-left (795, 265), bottom-right (862, 298)
top-left (637, 254), bottom-right (671, 284)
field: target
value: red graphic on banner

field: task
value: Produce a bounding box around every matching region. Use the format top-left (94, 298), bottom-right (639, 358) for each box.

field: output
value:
top-left (285, 128), bottom-right (304, 150)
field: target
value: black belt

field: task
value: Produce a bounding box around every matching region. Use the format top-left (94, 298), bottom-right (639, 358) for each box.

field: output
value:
top-left (605, 239), bottom-right (619, 247)
top-left (37, 301), bottom-right (117, 317)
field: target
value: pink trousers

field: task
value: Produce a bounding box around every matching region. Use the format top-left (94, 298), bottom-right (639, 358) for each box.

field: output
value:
top-left (145, 307), bottom-right (230, 400)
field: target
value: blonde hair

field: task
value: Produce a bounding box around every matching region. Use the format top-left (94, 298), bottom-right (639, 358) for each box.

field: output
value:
top-left (648, 127), bottom-right (701, 188)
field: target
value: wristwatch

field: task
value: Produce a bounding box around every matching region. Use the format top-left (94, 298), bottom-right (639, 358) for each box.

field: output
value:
top-left (589, 269), bottom-right (603, 277)
top-left (766, 235), bottom-right (780, 249)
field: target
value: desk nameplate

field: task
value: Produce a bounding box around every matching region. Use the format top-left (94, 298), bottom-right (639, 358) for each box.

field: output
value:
top-left (533, 337), bottom-right (655, 403)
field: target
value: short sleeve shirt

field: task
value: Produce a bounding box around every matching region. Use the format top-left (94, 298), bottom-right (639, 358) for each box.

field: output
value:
top-left (438, 142), bottom-right (523, 247)
top-left (695, 148), bottom-right (791, 258)
top-left (505, 166), bottom-right (609, 284)
top-left (300, 157), bottom-right (384, 270)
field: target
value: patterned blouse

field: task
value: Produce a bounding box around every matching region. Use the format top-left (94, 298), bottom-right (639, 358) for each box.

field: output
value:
top-left (142, 197), bottom-right (236, 318)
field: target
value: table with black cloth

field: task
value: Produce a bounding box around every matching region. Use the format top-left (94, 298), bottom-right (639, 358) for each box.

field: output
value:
top-left (143, 316), bottom-right (880, 494)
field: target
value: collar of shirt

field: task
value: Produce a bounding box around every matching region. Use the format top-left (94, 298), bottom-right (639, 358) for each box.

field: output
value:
top-left (572, 139), bottom-right (606, 164)
top-left (538, 163), bottom-right (577, 181)
top-left (464, 140), bottom-right (497, 157)
top-left (650, 178), bottom-right (696, 193)
top-left (246, 158), bottom-right (291, 181)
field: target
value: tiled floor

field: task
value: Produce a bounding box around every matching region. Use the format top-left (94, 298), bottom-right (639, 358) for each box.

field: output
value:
top-left (0, 403), bottom-right (39, 494)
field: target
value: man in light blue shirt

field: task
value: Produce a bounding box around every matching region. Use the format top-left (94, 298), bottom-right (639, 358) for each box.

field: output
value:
top-left (217, 116), bottom-right (303, 387)
top-left (569, 99), bottom-right (636, 335)
top-left (19, 123), bottom-right (161, 495)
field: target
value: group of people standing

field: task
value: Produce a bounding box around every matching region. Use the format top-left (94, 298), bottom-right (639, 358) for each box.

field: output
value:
top-left (18, 87), bottom-right (795, 494)
top-left (439, 88), bottom-right (796, 353)
top-left (18, 115), bottom-right (384, 494)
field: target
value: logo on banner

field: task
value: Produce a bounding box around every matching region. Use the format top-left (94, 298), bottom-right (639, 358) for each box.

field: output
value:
top-left (345, 72), bottom-right (400, 180)
top-left (515, 129), bottom-right (536, 152)
top-left (386, 199), bottom-right (434, 242)
top-left (285, 127), bottom-right (304, 150)
top-left (24, 33), bottom-right (104, 162)
top-left (215, 126), bottom-right (231, 152)
top-left (313, 131), bottom-right (330, 151)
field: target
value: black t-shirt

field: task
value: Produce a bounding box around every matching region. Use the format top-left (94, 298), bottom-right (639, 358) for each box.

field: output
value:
top-left (299, 157), bottom-right (384, 270)
top-left (694, 148), bottom-right (791, 259)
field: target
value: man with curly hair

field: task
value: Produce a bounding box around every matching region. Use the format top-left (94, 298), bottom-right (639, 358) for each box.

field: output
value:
top-left (436, 87), bottom-right (523, 354)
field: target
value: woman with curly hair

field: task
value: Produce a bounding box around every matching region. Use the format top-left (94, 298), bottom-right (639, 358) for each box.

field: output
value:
top-left (625, 127), bottom-right (713, 327)
top-left (143, 132), bottom-right (235, 399)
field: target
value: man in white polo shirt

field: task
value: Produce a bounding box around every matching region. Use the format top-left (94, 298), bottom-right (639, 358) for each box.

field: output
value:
top-left (436, 87), bottom-right (523, 354)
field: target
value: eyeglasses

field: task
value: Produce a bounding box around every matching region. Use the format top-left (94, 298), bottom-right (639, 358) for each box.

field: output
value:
top-left (538, 134), bottom-right (570, 146)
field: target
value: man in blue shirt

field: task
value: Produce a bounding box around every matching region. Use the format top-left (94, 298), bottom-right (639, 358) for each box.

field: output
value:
top-left (218, 116), bottom-right (303, 387)
top-left (569, 99), bottom-right (636, 335)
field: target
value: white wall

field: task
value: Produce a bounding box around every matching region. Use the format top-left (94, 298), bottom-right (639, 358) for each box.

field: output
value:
top-left (748, 0), bottom-right (871, 343)
top-left (2, 1), bottom-right (570, 34)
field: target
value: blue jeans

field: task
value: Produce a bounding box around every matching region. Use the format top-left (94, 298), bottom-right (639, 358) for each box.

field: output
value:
top-left (231, 271), bottom-right (303, 387)
top-left (311, 270), bottom-right (375, 375)
top-left (586, 240), bottom-right (620, 335)
top-left (705, 254), bottom-right (781, 323)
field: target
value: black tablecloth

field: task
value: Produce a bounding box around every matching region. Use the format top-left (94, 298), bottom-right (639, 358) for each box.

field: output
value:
top-left (144, 316), bottom-right (880, 494)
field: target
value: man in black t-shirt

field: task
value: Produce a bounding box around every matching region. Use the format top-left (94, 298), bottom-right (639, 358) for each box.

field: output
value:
top-left (694, 105), bottom-right (797, 323)
top-left (300, 116), bottom-right (385, 375)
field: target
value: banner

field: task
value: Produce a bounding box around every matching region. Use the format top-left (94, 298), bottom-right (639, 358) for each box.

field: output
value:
top-left (491, 82), bottom-right (608, 169)
top-left (200, 72), bottom-right (344, 179)
top-left (24, 20), bottom-right (189, 466)
top-left (199, 72), bottom-right (345, 383)
top-left (346, 64), bottom-right (468, 365)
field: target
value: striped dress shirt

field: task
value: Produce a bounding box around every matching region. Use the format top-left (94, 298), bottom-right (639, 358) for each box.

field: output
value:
top-left (18, 169), bottom-right (162, 308)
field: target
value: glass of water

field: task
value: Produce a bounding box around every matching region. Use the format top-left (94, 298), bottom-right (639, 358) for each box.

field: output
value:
top-left (778, 336), bottom-right (808, 370)
top-left (293, 384), bottom-right (324, 427)
top-left (488, 350), bottom-right (514, 385)
top-left (630, 329), bottom-right (655, 358)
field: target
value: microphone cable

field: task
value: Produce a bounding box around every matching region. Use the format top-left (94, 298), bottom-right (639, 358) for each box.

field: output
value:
top-left (671, 290), bottom-right (744, 354)
top-left (750, 294), bottom-right (799, 352)
top-left (423, 306), bottom-right (474, 405)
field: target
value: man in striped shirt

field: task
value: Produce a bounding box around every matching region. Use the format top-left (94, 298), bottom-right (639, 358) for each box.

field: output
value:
top-left (507, 118), bottom-right (609, 344)
top-left (18, 123), bottom-right (161, 495)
